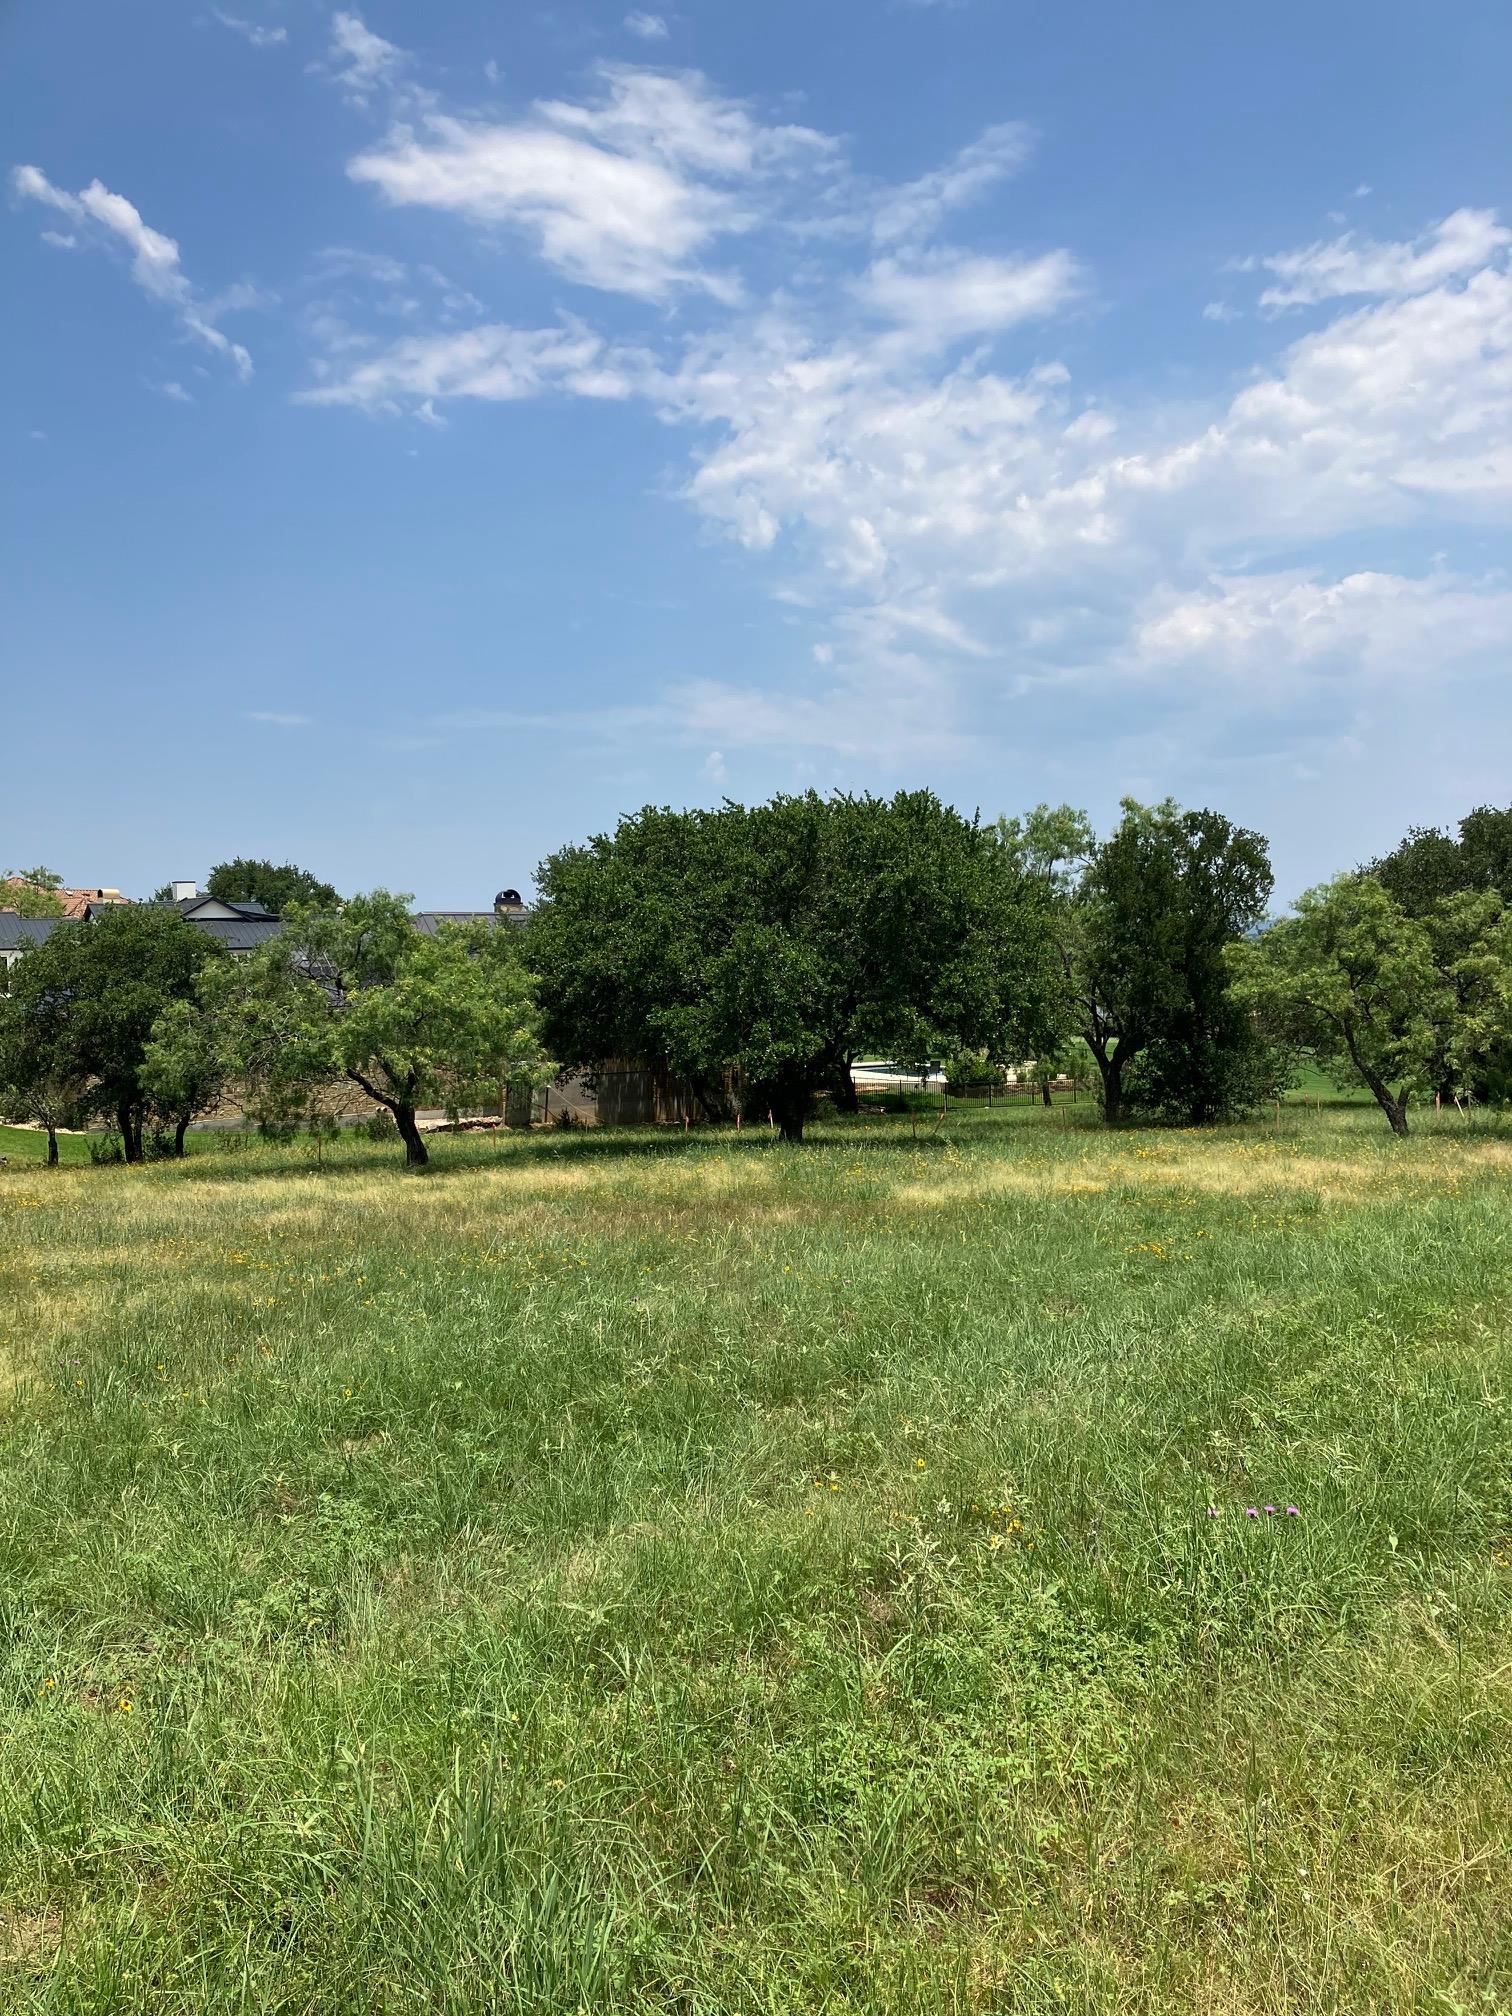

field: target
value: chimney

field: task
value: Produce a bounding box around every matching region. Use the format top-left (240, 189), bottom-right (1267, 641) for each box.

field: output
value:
top-left (171, 880), bottom-right (197, 903)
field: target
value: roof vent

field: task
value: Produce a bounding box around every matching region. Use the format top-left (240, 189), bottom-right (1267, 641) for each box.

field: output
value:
top-left (171, 880), bottom-right (197, 903)
top-left (494, 888), bottom-right (523, 913)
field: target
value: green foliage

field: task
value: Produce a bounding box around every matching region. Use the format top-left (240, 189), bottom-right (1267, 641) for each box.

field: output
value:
top-left (215, 891), bottom-right (549, 1165)
top-left (1229, 874), bottom-right (1512, 1134)
top-left (1370, 804), bottom-right (1512, 1098)
top-left (1370, 823), bottom-right (1471, 916)
top-left (205, 857), bottom-right (341, 912)
top-left (0, 908), bottom-right (220, 1161)
top-left (1371, 802), bottom-right (1512, 917)
top-left (941, 1047), bottom-right (1001, 1094)
top-left (1002, 799), bottom-right (1274, 1125)
top-left (1, 866), bottom-right (66, 918)
top-left (141, 999), bottom-right (231, 1143)
top-left (533, 790), bottom-right (1060, 1140)
top-left (0, 960), bottom-right (90, 1165)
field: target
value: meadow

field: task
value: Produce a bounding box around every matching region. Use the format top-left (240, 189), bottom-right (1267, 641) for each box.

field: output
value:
top-left (1, 1103), bottom-right (1510, 2013)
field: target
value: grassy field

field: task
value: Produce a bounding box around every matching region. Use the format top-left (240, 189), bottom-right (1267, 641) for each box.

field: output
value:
top-left (0, 1125), bottom-right (94, 1168)
top-left (1, 1106), bottom-right (1510, 2013)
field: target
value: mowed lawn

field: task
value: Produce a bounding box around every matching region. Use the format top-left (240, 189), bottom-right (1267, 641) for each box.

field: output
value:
top-left (1, 1108), bottom-right (1510, 2013)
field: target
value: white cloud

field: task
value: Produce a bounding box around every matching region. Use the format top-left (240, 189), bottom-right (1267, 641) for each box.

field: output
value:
top-left (325, 10), bottom-right (405, 103)
top-left (1202, 299), bottom-right (1238, 323)
top-left (297, 320), bottom-right (624, 411)
top-left (1136, 568), bottom-right (1512, 689)
top-left (157, 380), bottom-right (194, 402)
top-left (347, 65), bottom-right (832, 301)
top-left (624, 11), bottom-right (669, 39)
top-left (701, 747), bottom-right (726, 782)
top-left (12, 165), bottom-right (253, 378)
top-left (871, 122), bottom-right (1033, 244)
top-left (212, 10), bottom-right (288, 49)
top-left (245, 710), bottom-right (313, 727)
top-left (316, 33), bottom-right (1512, 776)
top-left (1251, 206), bottom-right (1510, 308)
top-left (858, 246), bottom-right (1081, 341)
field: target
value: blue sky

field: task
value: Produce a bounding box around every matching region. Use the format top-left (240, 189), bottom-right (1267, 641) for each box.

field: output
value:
top-left (5, 0), bottom-right (1510, 906)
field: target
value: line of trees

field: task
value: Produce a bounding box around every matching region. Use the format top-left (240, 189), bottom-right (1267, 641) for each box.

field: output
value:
top-left (0, 892), bottom-right (547, 1167)
top-left (6, 797), bottom-right (1512, 1159)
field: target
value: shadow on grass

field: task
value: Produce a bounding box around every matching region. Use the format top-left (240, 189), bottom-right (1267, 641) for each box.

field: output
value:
top-left (141, 1102), bottom-right (1108, 1187)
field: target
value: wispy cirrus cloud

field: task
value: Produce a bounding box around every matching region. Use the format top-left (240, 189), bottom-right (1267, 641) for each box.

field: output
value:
top-left (322, 9), bottom-right (406, 104)
top-left (857, 246), bottom-right (1082, 342)
top-left (1248, 206), bottom-right (1511, 309)
top-left (298, 318), bottom-right (627, 412)
top-left (12, 165), bottom-right (254, 378)
top-left (244, 709), bottom-right (312, 727)
top-left (211, 10), bottom-right (287, 50)
top-left (870, 121), bottom-right (1033, 244)
top-left (347, 63), bottom-right (834, 301)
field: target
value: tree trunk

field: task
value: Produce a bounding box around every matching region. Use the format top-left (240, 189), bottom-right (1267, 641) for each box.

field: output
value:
top-left (689, 1072), bottom-right (734, 1124)
top-left (173, 1113), bottom-right (190, 1158)
top-left (46, 1127), bottom-right (58, 1167)
top-left (393, 1102), bottom-right (430, 1167)
top-left (1344, 1031), bottom-right (1411, 1136)
top-left (829, 1059), bottom-right (859, 1114)
top-left (770, 1070), bottom-right (810, 1143)
top-left (1363, 1084), bottom-right (1410, 1136)
top-left (118, 1102), bottom-right (143, 1164)
top-left (1095, 1053), bottom-right (1124, 1125)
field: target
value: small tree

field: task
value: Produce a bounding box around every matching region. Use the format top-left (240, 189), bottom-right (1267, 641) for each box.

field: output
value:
top-left (2, 867), bottom-right (66, 919)
top-left (0, 989), bottom-right (88, 1166)
top-left (141, 999), bottom-right (232, 1156)
top-left (205, 858), bottom-right (341, 913)
top-left (1227, 874), bottom-right (1512, 1135)
top-left (218, 892), bottom-right (549, 1166)
top-left (1000, 800), bottom-right (1273, 1125)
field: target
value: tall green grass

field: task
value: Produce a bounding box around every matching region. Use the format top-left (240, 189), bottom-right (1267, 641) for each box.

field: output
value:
top-left (1, 1106), bottom-right (1509, 2010)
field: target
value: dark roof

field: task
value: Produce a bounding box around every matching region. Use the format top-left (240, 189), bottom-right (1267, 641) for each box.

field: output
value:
top-left (0, 913), bottom-right (63, 953)
top-left (411, 910), bottom-right (528, 935)
top-left (187, 918), bottom-right (285, 952)
top-left (0, 910), bottom-right (283, 956)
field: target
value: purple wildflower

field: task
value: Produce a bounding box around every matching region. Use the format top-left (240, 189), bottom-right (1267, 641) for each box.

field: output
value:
top-left (1244, 1507), bottom-right (1259, 1518)
top-left (1286, 1506), bottom-right (1301, 1517)
top-left (1206, 1506), bottom-right (1219, 1517)
top-left (1264, 1505), bottom-right (1277, 1515)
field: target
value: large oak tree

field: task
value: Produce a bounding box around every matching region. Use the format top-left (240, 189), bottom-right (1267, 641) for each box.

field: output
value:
top-left (532, 790), bottom-right (1061, 1142)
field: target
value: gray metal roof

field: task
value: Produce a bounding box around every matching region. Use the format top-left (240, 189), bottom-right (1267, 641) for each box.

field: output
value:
top-left (0, 914), bottom-right (62, 953)
top-left (411, 910), bottom-right (528, 935)
top-left (187, 918), bottom-right (286, 952)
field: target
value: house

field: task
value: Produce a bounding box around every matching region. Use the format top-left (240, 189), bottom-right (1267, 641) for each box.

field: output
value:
top-left (164, 882), bottom-right (283, 955)
top-left (0, 911), bottom-right (61, 975)
top-left (1, 879), bottom-right (131, 921)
